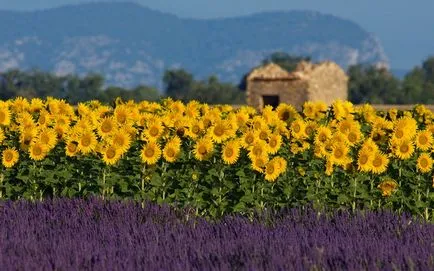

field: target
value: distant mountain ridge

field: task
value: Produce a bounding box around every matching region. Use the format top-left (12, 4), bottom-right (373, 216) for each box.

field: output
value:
top-left (0, 2), bottom-right (388, 89)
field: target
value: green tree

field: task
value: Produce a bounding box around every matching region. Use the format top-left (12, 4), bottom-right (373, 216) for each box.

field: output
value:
top-left (162, 68), bottom-right (194, 100)
top-left (422, 56), bottom-right (434, 83)
top-left (402, 67), bottom-right (426, 103)
top-left (130, 86), bottom-right (160, 102)
top-left (348, 64), bottom-right (402, 104)
top-left (65, 74), bottom-right (105, 103)
top-left (0, 69), bottom-right (21, 99)
top-left (186, 75), bottom-right (244, 104)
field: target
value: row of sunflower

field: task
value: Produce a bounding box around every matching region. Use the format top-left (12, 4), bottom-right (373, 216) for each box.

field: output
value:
top-left (1, 97), bottom-right (434, 180)
top-left (0, 97), bottom-right (433, 219)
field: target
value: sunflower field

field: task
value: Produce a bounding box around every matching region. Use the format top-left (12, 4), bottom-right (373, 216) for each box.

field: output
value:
top-left (0, 97), bottom-right (433, 221)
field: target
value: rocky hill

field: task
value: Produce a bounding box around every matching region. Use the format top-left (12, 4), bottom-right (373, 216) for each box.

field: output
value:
top-left (0, 2), bottom-right (388, 89)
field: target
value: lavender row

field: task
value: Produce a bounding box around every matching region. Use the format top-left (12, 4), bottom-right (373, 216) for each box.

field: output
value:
top-left (0, 198), bottom-right (433, 270)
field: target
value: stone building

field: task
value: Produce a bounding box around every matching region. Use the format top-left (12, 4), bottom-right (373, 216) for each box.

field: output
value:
top-left (246, 61), bottom-right (348, 110)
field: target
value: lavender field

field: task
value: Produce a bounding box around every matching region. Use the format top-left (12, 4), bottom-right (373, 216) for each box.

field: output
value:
top-left (0, 198), bottom-right (433, 270)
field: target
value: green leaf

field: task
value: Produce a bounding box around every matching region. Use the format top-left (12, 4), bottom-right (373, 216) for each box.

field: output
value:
top-left (337, 194), bottom-right (350, 204)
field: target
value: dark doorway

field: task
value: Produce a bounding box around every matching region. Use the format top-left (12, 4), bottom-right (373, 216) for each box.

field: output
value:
top-left (262, 95), bottom-right (280, 109)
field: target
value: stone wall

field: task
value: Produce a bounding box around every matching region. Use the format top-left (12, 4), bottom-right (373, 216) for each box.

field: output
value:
top-left (247, 79), bottom-right (309, 110)
top-left (246, 61), bottom-right (349, 110)
top-left (305, 62), bottom-right (348, 105)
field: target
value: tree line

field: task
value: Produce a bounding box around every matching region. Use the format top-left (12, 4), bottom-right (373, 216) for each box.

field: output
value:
top-left (1, 53), bottom-right (434, 105)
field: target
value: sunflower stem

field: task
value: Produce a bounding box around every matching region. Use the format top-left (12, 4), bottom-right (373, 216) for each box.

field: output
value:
top-left (330, 174), bottom-right (334, 189)
top-left (0, 172), bottom-right (3, 199)
top-left (352, 177), bottom-right (357, 212)
top-left (102, 168), bottom-right (106, 200)
top-left (369, 175), bottom-right (374, 209)
top-left (425, 187), bottom-right (430, 221)
top-left (141, 164), bottom-right (146, 194)
top-left (161, 162), bottom-right (167, 202)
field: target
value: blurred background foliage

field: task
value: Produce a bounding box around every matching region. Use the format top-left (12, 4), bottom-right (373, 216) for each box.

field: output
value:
top-left (1, 52), bottom-right (434, 105)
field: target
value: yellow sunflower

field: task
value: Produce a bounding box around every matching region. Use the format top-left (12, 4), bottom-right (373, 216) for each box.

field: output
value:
top-left (314, 126), bottom-right (332, 145)
top-left (332, 131), bottom-right (349, 146)
top-left (371, 129), bottom-right (387, 145)
top-left (110, 129), bottom-right (132, 154)
top-left (251, 154), bottom-right (268, 173)
top-left (193, 137), bottom-right (214, 161)
top-left (325, 158), bottom-right (334, 176)
top-left (37, 110), bottom-right (52, 127)
top-left (290, 119), bottom-right (307, 139)
top-left (250, 116), bottom-right (267, 130)
top-left (267, 133), bottom-right (282, 154)
top-left (248, 140), bottom-right (269, 160)
top-left (313, 101), bottom-right (328, 120)
top-left (370, 152), bottom-right (389, 174)
top-left (140, 141), bottom-right (162, 165)
top-left (171, 117), bottom-right (190, 138)
top-left (225, 113), bottom-right (239, 138)
top-left (19, 128), bottom-right (37, 151)
top-left (332, 100), bottom-right (354, 120)
top-left (360, 138), bottom-right (379, 153)
top-left (186, 119), bottom-right (204, 139)
top-left (392, 139), bottom-right (415, 160)
top-left (0, 128), bottom-right (5, 144)
top-left (221, 139), bottom-right (241, 165)
top-left (393, 116), bottom-right (417, 140)
top-left (97, 117), bottom-right (117, 138)
top-left (168, 100), bottom-right (185, 115)
top-left (0, 105), bottom-right (11, 126)
top-left (162, 136), bottom-right (182, 163)
top-left (53, 114), bottom-right (71, 128)
top-left (302, 101), bottom-right (317, 119)
top-left (101, 144), bottom-right (122, 166)
top-left (426, 124), bottom-right (434, 135)
top-left (272, 156), bottom-right (287, 174)
top-left (74, 119), bottom-right (93, 132)
top-left (276, 104), bottom-right (298, 122)
top-left (65, 141), bottom-right (79, 157)
top-left (290, 140), bottom-right (310, 154)
top-left (378, 179), bottom-right (398, 197)
top-left (314, 143), bottom-right (328, 158)
top-left (54, 124), bottom-right (69, 141)
top-left (113, 105), bottom-right (131, 125)
top-left (16, 112), bottom-right (36, 132)
top-left (304, 121), bottom-right (317, 138)
top-left (240, 129), bottom-right (256, 149)
top-left (12, 97), bottom-right (29, 113)
top-left (417, 153), bottom-right (433, 173)
top-left (330, 143), bottom-right (351, 166)
top-left (208, 120), bottom-right (230, 143)
top-left (388, 108), bottom-right (398, 121)
top-left (2, 148), bottom-right (19, 168)
top-left (37, 128), bottom-right (57, 151)
top-left (357, 148), bottom-right (374, 173)
top-left (264, 159), bottom-right (281, 182)
top-left (255, 127), bottom-right (270, 141)
top-left (185, 100), bottom-right (201, 119)
top-left (338, 119), bottom-right (359, 135)
top-left (346, 128), bottom-right (363, 146)
top-left (29, 98), bottom-right (44, 112)
top-left (235, 110), bottom-right (250, 128)
top-left (29, 141), bottom-right (48, 161)
top-left (77, 130), bottom-right (98, 155)
top-left (415, 130), bottom-right (432, 151)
